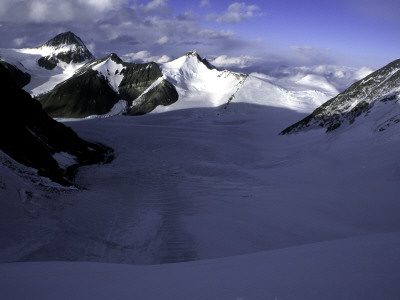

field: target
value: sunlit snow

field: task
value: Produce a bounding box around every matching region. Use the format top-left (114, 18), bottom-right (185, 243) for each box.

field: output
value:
top-left (92, 57), bottom-right (126, 92)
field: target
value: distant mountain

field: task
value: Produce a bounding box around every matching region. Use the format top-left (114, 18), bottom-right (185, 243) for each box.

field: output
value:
top-left (36, 31), bottom-right (95, 69)
top-left (0, 32), bottom-right (96, 97)
top-left (0, 63), bottom-right (112, 186)
top-left (156, 51), bottom-right (330, 114)
top-left (158, 51), bottom-right (247, 111)
top-left (0, 33), bottom-right (336, 119)
top-left (265, 65), bottom-right (374, 93)
top-left (37, 53), bottom-right (178, 118)
top-left (280, 58), bottom-right (400, 134)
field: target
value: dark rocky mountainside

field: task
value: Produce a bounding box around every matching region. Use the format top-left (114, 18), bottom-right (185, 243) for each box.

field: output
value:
top-left (281, 58), bottom-right (400, 134)
top-left (38, 67), bottom-right (120, 118)
top-left (0, 63), bottom-right (113, 186)
top-left (38, 53), bottom-right (178, 118)
top-left (0, 60), bottom-right (31, 88)
top-left (37, 31), bottom-right (95, 69)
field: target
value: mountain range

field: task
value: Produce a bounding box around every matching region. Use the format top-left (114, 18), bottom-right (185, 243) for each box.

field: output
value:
top-left (1, 32), bottom-right (400, 299)
top-left (1, 31), bottom-right (338, 118)
top-left (0, 31), bottom-right (399, 183)
top-left (0, 31), bottom-right (399, 180)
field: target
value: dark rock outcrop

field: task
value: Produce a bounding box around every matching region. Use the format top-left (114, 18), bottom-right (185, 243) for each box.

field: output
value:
top-left (38, 69), bottom-right (120, 118)
top-left (0, 60), bottom-right (31, 88)
top-left (127, 80), bottom-right (179, 115)
top-left (38, 53), bottom-right (178, 118)
top-left (0, 63), bottom-right (113, 186)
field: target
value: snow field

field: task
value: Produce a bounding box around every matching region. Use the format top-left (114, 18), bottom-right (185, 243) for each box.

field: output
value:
top-left (1, 48), bottom-right (399, 299)
top-left (1, 232), bottom-right (400, 300)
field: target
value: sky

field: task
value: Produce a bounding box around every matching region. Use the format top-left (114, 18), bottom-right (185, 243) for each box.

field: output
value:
top-left (0, 0), bottom-right (399, 73)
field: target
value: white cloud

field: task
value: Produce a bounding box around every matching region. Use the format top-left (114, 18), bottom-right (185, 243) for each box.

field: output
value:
top-left (141, 0), bottom-right (172, 15)
top-left (123, 51), bottom-right (171, 64)
top-left (272, 64), bottom-right (375, 92)
top-left (81, 0), bottom-right (114, 11)
top-left (216, 2), bottom-right (259, 23)
top-left (205, 12), bottom-right (218, 21)
top-left (291, 45), bottom-right (331, 52)
top-left (199, 0), bottom-right (210, 8)
top-left (0, 0), bottom-right (130, 24)
top-left (13, 37), bottom-right (26, 47)
top-left (211, 54), bottom-right (260, 69)
top-left (28, 1), bottom-right (50, 22)
top-left (86, 42), bottom-right (96, 54)
top-left (157, 36), bottom-right (169, 45)
top-left (198, 29), bottom-right (235, 39)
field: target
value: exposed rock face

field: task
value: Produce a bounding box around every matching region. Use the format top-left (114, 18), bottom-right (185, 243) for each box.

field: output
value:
top-left (280, 58), bottom-right (400, 134)
top-left (127, 80), bottom-right (179, 115)
top-left (0, 63), bottom-right (113, 186)
top-left (38, 69), bottom-right (120, 118)
top-left (0, 60), bottom-right (31, 88)
top-left (38, 56), bottom-right (58, 70)
top-left (36, 31), bottom-right (95, 69)
top-left (119, 62), bottom-right (164, 100)
top-left (38, 53), bottom-right (178, 118)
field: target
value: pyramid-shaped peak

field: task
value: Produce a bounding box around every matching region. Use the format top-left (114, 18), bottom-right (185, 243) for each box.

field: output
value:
top-left (104, 53), bottom-right (123, 64)
top-left (36, 31), bottom-right (95, 64)
top-left (185, 50), bottom-right (199, 57)
top-left (182, 51), bottom-right (217, 70)
top-left (40, 31), bottom-right (86, 48)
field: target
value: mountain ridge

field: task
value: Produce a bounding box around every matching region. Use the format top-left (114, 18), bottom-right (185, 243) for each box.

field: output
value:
top-left (37, 52), bottom-right (178, 118)
top-left (280, 58), bottom-right (400, 134)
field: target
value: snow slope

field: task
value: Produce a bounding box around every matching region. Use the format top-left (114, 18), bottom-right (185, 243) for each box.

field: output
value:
top-left (0, 48), bottom-right (85, 96)
top-left (158, 51), bottom-right (247, 111)
top-left (92, 57), bottom-right (126, 93)
top-left (1, 104), bottom-right (400, 298)
top-left (2, 232), bottom-right (400, 300)
top-left (1, 49), bottom-right (399, 299)
top-left (157, 51), bottom-right (331, 114)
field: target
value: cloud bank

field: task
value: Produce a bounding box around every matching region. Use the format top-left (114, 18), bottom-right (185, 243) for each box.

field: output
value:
top-left (215, 2), bottom-right (260, 23)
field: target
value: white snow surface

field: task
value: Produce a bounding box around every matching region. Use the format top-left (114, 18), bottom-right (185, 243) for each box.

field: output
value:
top-left (0, 48), bottom-right (84, 96)
top-left (157, 52), bottom-right (331, 114)
top-left (295, 73), bottom-right (339, 94)
top-left (92, 58), bottom-right (125, 92)
top-left (158, 52), bottom-right (247, 111)
top-left (1, 233), bottom-right (400, 300)
top-left (1, 96), bottom-right (400, 298)
top-left (1, 50), bottom-right (399, 299)
top-left (18, 44), bottom-right (79, 57)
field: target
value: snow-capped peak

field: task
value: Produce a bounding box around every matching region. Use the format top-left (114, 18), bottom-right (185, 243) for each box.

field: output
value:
top-left (38, 31), bottom-right (86, 49)
top-left (92, 54), bottom-right (126, 92)
top-left (17, 31), bottom-right (94, 65)
top-left (156, 51), bottom-right (246, 110)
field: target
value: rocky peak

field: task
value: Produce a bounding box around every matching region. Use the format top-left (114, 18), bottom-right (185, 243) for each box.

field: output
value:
top-left (183, 51), bottom-right (217, 70)
top-left (39, 31), bottom-right (86, 49)
top-left (37, 31), bottom-right (95, 67)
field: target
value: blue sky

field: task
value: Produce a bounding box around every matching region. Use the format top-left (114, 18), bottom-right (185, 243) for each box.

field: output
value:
top-left (0, 0), bottom-right (399, 72)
